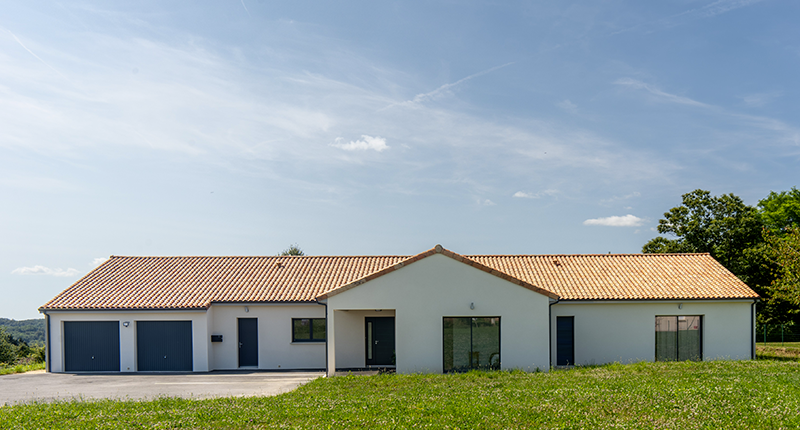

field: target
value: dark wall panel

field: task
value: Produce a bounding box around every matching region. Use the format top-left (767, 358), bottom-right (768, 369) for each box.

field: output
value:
top-left (137, 321), bottom-right (193, 371)
top-left (556, 316), bottom-right (575, 366)
top-left (64, 321), bottom-right (120, 372)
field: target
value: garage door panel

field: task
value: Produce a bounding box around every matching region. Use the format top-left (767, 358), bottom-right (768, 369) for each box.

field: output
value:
top-left (64, 321), bottom-right (120, 372)
top-left (137, 321), bottom-right (193, 371)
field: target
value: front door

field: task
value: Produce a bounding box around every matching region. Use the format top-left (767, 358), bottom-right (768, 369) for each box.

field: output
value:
top-left (365, 317), bottom-right (395, 366)
top-left (238, 318), bottom-right (258, 367)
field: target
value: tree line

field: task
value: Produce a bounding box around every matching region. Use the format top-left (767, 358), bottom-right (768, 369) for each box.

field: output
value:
top-left (643, 188), bottom-right (800, 324)
top-left (0, 327), bottom-right (45, 367)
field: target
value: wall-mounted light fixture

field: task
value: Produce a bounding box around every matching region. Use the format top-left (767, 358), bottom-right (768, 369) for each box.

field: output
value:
top-left (122, 321), bottom-right (130, 327)
top-left (244, 306), bottom-right (249, 313)
top-left (470, 302), bottom-right (475, 310)
top-left (678, 303), bottom-right (683, 310)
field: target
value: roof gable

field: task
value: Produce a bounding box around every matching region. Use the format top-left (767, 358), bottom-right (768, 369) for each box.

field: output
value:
top-left (316, 245), bottom-right (559, 300)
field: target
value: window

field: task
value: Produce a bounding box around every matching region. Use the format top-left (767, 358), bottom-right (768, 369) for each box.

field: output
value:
top-left (292, 318), bottom-right (326, 342)
top-left (655, 316), bottom-right (701, 361)
top-left (443, 317), bottom-right (500, 373)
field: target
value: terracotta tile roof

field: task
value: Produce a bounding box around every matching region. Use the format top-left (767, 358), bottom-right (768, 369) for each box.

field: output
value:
top-left (40, 247), bottom-right (758, 311)
top-left (469, 253), bottom-right (759, 301)
top-left (41, 255), bottom-right (407, 310)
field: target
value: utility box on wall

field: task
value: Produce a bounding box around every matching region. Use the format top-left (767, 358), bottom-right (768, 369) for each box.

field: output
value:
top-left (211, 335), bottom-right (223, 343)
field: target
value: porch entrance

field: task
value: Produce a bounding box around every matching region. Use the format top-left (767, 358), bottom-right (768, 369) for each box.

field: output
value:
top-left (365, 317), bottom-right (395, 367)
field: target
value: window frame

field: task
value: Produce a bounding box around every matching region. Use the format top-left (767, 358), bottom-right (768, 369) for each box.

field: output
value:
top-left (291, 318), bottom-right (326, 343)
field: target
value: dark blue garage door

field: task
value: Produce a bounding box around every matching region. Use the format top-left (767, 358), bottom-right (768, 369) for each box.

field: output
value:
top-left (64, 321), bottom-right (120, 372)
top-left (136, 321), bottom-right (193, 371)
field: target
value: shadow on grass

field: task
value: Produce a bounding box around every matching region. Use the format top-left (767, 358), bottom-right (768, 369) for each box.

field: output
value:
top-left (756, 355), bottom-right (800, 362)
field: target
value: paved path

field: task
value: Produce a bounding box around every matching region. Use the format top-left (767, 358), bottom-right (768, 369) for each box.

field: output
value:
top-left (0, 370), bottom-right (323, 406)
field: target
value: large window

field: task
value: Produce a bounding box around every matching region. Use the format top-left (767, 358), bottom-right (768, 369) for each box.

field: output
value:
top-left (443, 317), bottom-right (500, 373)
top-left (292, 318), bottom-right (326, 342)
top-left (655, 316), bottom-right (702, 361)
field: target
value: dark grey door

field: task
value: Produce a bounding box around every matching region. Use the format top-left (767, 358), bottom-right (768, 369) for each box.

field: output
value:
top-left (365, 317), bottom-right (395, 366)
top-left (556, 316), bottom-right (575, 366)
top-left (136, 321), bottom-right (193, 371)
top-left (238, 318), bottom-right (258, 367)
top-left (64, 321), bottom-right (120, 372)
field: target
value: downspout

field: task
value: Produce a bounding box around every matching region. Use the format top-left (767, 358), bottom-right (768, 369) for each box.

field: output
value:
top-left (41, 310), bottom-right (50, 373)
top-left (318, 301), bottom-right (328, 377)
top-left (751, 299), bottom-right (758, 360)
top-left (548, 298), bottom-right (559, 369)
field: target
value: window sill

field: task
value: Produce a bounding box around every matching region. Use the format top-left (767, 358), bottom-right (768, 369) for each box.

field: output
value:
top-left (290, 341), bottom-right (325, 345)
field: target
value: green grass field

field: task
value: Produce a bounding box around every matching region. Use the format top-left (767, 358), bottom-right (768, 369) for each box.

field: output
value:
top-left (0, 362), bottom-right (45, 376)
top-left (2, 360), bottom-right (800, 429)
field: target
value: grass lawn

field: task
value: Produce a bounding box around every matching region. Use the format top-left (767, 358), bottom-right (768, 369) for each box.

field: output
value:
top-left (3, 360), bottom-right (800, 429)
top-left (0, 362), bottom-right (45, 376)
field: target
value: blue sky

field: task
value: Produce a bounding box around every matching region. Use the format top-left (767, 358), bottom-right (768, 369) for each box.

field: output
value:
top-left (2, 1), bottom-right (798, 319)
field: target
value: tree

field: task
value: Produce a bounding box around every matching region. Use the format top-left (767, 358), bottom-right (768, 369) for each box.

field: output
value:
top-left (642, 189), bottom-right (763, 284)
top-left (758, 187), bottom-right (800, 231)
top-left (0, 328), bottom-right (17, 365)
top-left (279, 244), bottom-right (305, 256)
top-left (763, 226), bottom-right (800, 308)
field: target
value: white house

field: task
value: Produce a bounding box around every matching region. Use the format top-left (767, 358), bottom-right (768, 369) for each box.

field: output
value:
top-left (39, 245), bottom-right (759, 375)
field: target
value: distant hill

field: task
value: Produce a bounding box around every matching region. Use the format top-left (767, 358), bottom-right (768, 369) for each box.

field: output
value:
top-left (0, 318), bottom-right (45, 345)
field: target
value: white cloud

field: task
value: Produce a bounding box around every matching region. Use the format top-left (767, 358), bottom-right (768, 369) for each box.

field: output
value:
top-left (557, 99), bottom-right (578, 114)
top-left (11, 265), bottom-right (81, 277)
top-left (330, 135), bottom-right (389, 152)
top-left (583, 214), bottom-right (645, 227)
top-left (91, 257), bottom-right (108, 267)
top-left (514, 189), bottom-right (559, 199)
top-left (483, 199), bottom-right (496, 206)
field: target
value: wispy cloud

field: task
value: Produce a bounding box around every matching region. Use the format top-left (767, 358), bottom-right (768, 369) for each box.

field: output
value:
top-left (600, 192), bottom-right (641, 205)
top-left (240, 0), bottom-right (251, 17)
top-left (615, 78), bottom-right (799, 146)
top-left (4, 28), bottom-right (71, 83)
top-left (514, 189), bottom-right (559, 199)
top-left (612, 0), bottom-right (768, 35)
top-left (741, 91), bottom-right (782, 107)
top-left (583, 214), bottom-right (645, 227)
top-left (383, 62), bottom-right (515, 110)
top-left (614, 78), bottom-right (709, 108)
top-left (11, 265), bottom-right (81, 277)
top-left (330, 135), bottom-right (389, 152)
top-left (557, 99), bottom-right (578, 114)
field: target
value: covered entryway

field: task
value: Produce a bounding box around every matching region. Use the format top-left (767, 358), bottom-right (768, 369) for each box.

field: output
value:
top-left (136, 321), bottom-right (193, 371)
top-left (365, 317), bottom-right (395, 367)
top-left (64, 321), bottom-right (120, 372)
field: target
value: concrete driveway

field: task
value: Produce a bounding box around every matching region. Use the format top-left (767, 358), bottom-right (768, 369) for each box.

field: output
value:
top-left (0, 370), bottom-right (323, 406)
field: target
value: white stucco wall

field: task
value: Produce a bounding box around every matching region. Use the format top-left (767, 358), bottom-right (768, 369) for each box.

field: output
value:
top-left (46, 311), bottom-right (209, 373)
top-left (208, 304), bottom-right (325, 370)
top-left (550, 300), bottom-right (755, 365)
top-left (325, 254), bottom-right (552, 374)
